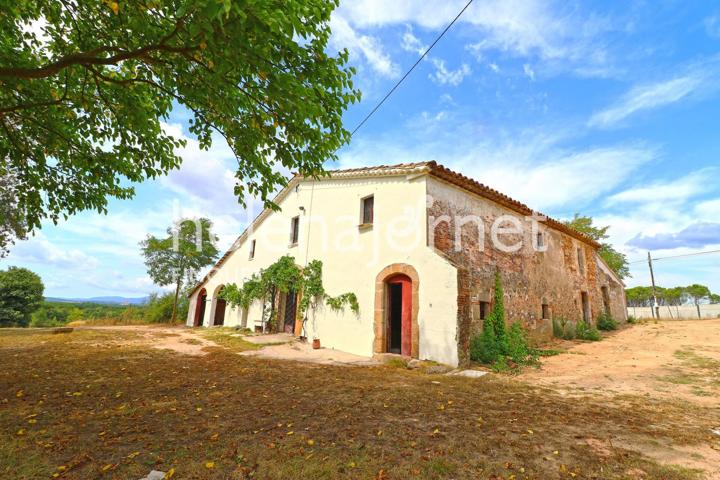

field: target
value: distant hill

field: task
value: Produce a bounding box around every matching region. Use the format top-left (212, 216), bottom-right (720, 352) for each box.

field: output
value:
top-left (45, 296), bottom-right (149, 305)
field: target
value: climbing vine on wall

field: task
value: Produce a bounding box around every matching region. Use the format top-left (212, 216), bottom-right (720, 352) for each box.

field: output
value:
top-left (219, 256), bottom-right (359, 330)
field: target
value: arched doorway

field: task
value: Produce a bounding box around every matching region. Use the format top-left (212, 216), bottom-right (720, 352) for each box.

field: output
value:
top-left (193, 288), bottom-right (207, 327)
top-left (374, 264), bottom-right (420, 358)
top-left (212, 285), bottom-right (227, 326)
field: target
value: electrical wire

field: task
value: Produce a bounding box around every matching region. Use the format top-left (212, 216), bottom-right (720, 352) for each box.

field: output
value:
top-left (628, 249), bottom-right (720, 264)
top-left (348, 0), bottom-right (475, 138)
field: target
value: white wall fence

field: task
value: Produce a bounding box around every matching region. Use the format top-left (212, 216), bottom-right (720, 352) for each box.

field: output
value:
top-left (628, 304), bottom-right (720, 319)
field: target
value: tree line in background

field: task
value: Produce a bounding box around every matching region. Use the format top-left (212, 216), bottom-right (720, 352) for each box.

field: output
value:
top-left (0, 264), bottom-right (191, 328)
top-left (626, 284), bottom-right (720, 319)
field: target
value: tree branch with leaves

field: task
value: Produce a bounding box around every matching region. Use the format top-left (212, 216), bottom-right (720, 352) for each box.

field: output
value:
top-left (0, 0), bottom-right (360, 254)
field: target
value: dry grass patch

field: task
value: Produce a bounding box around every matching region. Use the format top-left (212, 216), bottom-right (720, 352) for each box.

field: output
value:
top-left (0, 329), bottom-right (718, 479)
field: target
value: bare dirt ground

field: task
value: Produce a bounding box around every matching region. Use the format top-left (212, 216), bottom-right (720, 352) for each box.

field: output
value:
top-left (1, 324), bottom-right (719, 479)
top-left (516, 319), bottom-right (720, 477)
top-left (79, 325), bottom-right (221, 356)
top-left (519, 319), bottom-right (720, 406)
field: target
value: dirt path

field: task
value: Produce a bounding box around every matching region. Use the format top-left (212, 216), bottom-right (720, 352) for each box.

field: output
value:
top-left (519, 319), bottom-right (720, 406)
top-left (78, 325), bottom-right (219, 355)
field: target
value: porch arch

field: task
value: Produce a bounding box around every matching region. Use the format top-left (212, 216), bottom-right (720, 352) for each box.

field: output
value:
top-left (193, 288), bottom-right (207, 327)
top-left (374, 263), bottom-right (420, 358)
top-left (208, 284), bottom-right (227, 326)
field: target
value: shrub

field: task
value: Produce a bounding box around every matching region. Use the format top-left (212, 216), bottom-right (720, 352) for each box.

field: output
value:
top-left (575, 320), bottom-right (601, 341)
top-left (596, 311), bottom-right (618, 331)
top-left (489, 271), bottom-right (507, 348)
top-left (470, 319), bottom-right (500, 364)
top-left (506, 322), bottom-right (530, 364)
top-left (627, 315), bottom-right (637, 324)
top-left (469, 271), bottom-right (533, 368)
top-left (491, 356), bottom-right (509, 373)
top-left (553, 317), bottom-right (575, 340)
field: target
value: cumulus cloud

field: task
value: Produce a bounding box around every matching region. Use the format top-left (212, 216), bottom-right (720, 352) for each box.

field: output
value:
top-left (9, 233), bottom-right (100, 270)
top-left (339, 0), bottom-right (614, 76)
top-left (429, 60), bottom-right (471, 86)
top-left (627, 222), bottom-right (720, 250)
top-left (329, 14), bottom-right (399, 78)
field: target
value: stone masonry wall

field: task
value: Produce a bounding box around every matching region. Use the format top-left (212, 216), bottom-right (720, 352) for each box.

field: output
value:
top-left (426, 178), bottom-right (627, 366)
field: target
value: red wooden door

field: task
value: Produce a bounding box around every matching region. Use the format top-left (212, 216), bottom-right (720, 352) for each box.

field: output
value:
top-left (399, 277), bottom-right (412, 357)
top-left (387, 275), bottom-right (412, 357)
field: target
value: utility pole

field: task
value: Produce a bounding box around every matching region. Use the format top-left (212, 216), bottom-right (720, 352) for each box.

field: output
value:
top-left (648, 252), bottom-right (660, 319)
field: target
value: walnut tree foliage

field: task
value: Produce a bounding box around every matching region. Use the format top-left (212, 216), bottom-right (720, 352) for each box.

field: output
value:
top-left (564, 213), bottom-right (630, 280)
top-left (140, 218), bottom-right (219, 322)
top-left (0, 172), bottom-right (27, 257)
top-left (0, 0), bottom-right (360, 253)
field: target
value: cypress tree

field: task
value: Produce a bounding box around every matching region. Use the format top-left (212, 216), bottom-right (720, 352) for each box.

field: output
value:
top-left (491, 269), bottom-right (508, 354)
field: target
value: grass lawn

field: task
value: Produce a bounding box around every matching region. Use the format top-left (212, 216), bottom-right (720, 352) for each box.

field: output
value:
top-left (0, 328), bottom-right (717, 479)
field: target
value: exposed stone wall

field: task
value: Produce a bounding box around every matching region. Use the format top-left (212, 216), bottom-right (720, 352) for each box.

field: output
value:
top-left (426, 178), bottom-right (627, 365)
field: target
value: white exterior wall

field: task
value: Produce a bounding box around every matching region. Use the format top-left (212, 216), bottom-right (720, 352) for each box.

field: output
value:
top-left (629, 304), bottom-right (720, 319)
top-left (187, 174), bottom-right (460, 366)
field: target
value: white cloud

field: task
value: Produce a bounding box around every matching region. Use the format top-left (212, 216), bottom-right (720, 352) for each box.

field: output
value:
top-left (399, 26), bottom-right (471, 86)
top-left (471, 145), bottom-right (656, 211)
top-left (523, 63), bottom-right (536, 80)
top-left (339, 0), bottom-right (614, 75)
top-left (588, 76), bottom-right (703, 128)
top-left (695, 198), bottom-right (720, 222)
top-left (329, 14), bottom-right (399, 78)
top-left (337, 118), bottom-right (656, 211)
top-left (606, 169), bottom-right (714, 205)
top-left (8, 233), bottom-right (100, 270)
top-left (489, 63), bottom-right (500, 73)
top-left (401, 29), bottom-right (425, 55)
top-left (705, 14), bottom-right (720, 38)
top-left (589, 55), bottom-right (720, 128)
top-left (429, 60), bottom-right (471, 86)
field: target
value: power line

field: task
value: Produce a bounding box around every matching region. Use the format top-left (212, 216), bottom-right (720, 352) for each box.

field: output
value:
top-left (629, 249), bottom-right (720, 264)
top-left (348, 0), bottom-right (475, 138)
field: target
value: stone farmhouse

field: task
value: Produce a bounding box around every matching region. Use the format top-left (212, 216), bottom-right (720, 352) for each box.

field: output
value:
top-left (187, 162), bottom-right (627, 366)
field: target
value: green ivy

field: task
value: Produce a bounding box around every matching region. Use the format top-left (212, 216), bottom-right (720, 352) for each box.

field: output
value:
top-left (219, 256), bottom-right (359, 322)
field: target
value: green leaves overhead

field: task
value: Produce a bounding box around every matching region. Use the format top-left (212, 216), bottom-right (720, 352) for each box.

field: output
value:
top-left (0, 0), bottom-right (360, 248)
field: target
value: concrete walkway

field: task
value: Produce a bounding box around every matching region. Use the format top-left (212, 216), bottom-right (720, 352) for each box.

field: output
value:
top-left (239, 339), bottom-right (379, 366)
top-left (241, 332), bottom-right (295, 345)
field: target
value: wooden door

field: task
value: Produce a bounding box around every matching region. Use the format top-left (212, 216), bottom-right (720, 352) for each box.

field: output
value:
top-left (214, 298), bottom-right (226, 326)
top-left (283, 291), bottom-right (297, 334)
top-left (386, 275), bottom-right (412, 357)
top-left (194, 289), bottom-right (207, 327)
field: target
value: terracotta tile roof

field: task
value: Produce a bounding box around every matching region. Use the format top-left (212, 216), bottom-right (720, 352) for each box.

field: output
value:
top-left (188, 161), bottom-right (599, 297)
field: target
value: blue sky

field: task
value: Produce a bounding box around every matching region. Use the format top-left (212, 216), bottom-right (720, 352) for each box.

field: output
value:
top-left (3, 0), bottom-right (720, 297)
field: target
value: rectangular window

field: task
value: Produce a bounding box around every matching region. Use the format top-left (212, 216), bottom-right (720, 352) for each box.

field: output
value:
top-left (577, 247), bottom-right (585, 274)
top-left (479, 301), bottom-right (489, 320)
top-left (361, 195), bottom-right (374, 225)
top-left (537, 232), bottom-right (545, 248)
top-left (290, 216), bottom-right (299, 245)
top-left (249, 239), bottom-right (256, 260)
top-left (542, 303), bottom-right (550, 319)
